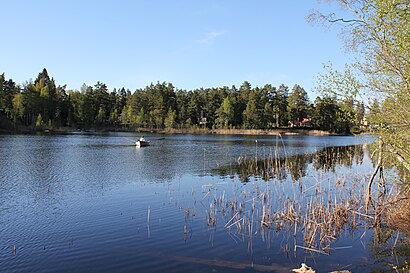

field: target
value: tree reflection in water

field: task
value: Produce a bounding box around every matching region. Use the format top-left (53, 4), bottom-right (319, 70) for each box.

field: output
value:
top-left (205, 144), bottom-right (409, 271)
top-left (214, 145), bottom-right (365, 183)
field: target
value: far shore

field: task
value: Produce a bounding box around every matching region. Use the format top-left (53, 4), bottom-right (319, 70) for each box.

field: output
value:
top-left (1, 126), bottom-right (357, 136)
top-left (156, 128), bottom-right (343, 136)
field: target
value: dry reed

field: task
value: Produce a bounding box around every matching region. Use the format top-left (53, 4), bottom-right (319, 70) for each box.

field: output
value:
top-left (201, 144), bottom-right (398, 255)
top-left (385, 188), bottom-right (410, 239)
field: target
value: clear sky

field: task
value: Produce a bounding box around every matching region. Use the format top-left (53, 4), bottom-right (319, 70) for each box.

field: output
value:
top-left (0, 0), bottom-right (351, 99)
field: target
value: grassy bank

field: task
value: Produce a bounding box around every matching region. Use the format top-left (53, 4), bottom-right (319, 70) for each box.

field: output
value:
top-left (158, 128), bottom-right (340, 136)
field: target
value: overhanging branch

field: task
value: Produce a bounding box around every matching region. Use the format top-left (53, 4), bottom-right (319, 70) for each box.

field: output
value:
top-left (328, 18), bottom-right (364, 24)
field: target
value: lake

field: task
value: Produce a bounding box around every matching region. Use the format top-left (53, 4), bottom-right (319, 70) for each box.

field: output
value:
top-left (0, 132), bottom-right (400, 272)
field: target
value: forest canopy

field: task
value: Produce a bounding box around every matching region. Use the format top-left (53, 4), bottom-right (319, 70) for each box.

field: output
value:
top-left (0, 69), bottom-right (366, 134)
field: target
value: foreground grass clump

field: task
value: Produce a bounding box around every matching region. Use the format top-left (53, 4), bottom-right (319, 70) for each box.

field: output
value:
top-left (385, 187), bottom-right (410, 239)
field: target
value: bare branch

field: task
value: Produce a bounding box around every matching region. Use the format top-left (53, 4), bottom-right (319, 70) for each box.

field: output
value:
top-left (327, 17), bottom-right (364, 23)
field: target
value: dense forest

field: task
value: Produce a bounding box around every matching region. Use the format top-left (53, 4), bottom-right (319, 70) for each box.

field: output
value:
top-left (0, 68), bottom-right (367, 134)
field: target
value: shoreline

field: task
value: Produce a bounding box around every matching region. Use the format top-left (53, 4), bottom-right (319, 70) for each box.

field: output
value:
top-left (0, 126), bottom-right (354, 136)
top-left (156, 128), bottom-right (342, 136)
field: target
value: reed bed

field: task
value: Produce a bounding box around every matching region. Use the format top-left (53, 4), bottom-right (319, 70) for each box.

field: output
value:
top-left (201, 144), bottom-right (401, 256)
top-left (384, 185), bottom-right (410, 239)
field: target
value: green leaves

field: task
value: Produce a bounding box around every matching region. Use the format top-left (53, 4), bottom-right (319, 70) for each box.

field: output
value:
top-left (315, 63), bottom-right (363, 100)
top-left (0, 67), bottom-right (368, 134)
top-left (215, 96), bottom-right (235, 129)
top-left (313, 0), bottom-right (410, 172)
top-left (288, 84), bottom-right (309, 124)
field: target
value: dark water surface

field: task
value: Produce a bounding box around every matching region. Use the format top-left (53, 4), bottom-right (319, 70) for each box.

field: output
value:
top-left (0, 132), bottom-right (394, 272)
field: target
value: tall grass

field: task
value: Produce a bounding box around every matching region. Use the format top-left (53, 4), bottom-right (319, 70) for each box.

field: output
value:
top-left (202, 144), bottom-right (407, 257)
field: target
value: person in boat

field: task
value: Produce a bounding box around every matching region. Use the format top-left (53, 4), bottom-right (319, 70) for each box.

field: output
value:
top-left (139, 136), bottom-right (145, 141)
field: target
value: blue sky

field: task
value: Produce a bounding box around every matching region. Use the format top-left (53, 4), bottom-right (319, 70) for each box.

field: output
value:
top-left (0, 0), bottom-right (351, 99)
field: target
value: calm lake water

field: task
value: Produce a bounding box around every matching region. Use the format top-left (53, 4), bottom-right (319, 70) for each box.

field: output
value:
top-left (0, 132), bottom-right (398, 272)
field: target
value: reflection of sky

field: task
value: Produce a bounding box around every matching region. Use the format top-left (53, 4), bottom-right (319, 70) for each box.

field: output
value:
top-left (0, 133), bottom-right (390, 273)
top-left (0, 133), bottom-right (374, 199)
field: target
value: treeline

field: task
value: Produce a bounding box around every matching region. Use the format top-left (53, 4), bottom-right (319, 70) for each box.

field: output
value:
top-left (0, 68), bottom-right (366, 133)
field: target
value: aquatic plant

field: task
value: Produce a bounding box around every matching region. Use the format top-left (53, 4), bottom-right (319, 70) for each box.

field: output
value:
top-left (202, 144), bottom-right (406, 260)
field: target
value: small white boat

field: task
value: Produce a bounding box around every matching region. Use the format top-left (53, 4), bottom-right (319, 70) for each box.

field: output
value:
top-left (136, 138), bottom-right (150, 147)
top-left (136, 140), bottom-right (150, 147)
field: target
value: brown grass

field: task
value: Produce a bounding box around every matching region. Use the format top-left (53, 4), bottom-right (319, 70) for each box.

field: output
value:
top-left (385, 190), bottom-right (410, 238)
top-left (158, 128), bottom-right (337, 136)
top-left (200, 144), bottom-right (409, 256)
